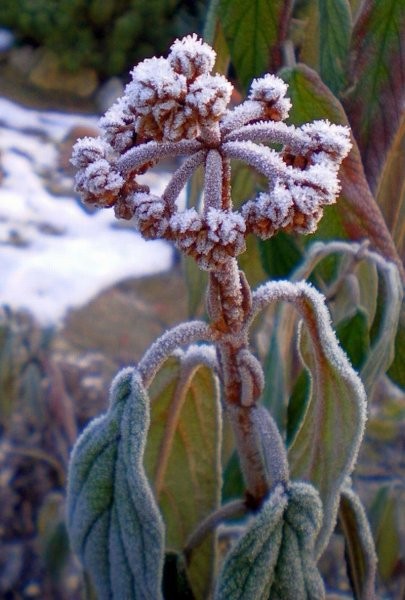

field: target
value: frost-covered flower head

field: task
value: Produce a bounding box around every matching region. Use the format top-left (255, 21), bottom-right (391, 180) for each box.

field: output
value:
top-left (72, 35), bottom-right (352, 270)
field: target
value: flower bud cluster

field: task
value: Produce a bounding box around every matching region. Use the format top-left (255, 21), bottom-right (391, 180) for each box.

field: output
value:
top-left (72, 35), bottom-right (352, 270)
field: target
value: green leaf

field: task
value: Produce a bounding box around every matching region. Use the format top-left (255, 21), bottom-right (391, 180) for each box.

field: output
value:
top-left (66, 368), bottom-right (164, 600)
top-left (215, 482), bottom-right (325, 599)
top-left (388, 304), bottom-right (405, 387)
top-left (297, 0), bottom-right (352, 95)
top-left (343, 0), bottom-right (405, 195)
top-left (376, 115), bottom-right (405, 263)
top-left (222, 451), bottom-right (245, 503)
top-left (286, 369), bottom-right (310, 447)
top-left (262, 319), bottom-right (287, 430)
top-left (287, 284), bottom-right (367, 557)
top-left (259, 232), bottom-right (303, 280)
top-left (336, 309), bottom-right (370, 369)
top-left (218, 0), bottom-right (293, 89)
top-left (339, 487), bottom-right (377, 600)
top-left (280, 64), bottom-right (403, 275)
top-left (145, 353), bottom-right (222, 600)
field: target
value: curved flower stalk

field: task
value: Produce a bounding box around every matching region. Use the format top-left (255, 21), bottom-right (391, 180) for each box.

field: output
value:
top-left (68, 34), bottom-right (372, 600)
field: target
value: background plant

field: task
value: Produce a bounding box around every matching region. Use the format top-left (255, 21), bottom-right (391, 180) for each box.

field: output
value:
top-left (0, 0), bottom-right (206, 78)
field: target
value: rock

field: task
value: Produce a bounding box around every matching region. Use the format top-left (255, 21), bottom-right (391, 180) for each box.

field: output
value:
top-left (29, 49), bottom-right (98, 98)
top-left (96, 77), bottom-right (124, 113)
top-left (58, 124), bottom-right (100, 174)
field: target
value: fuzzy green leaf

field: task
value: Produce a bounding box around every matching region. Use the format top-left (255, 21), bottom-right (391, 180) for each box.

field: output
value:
top-left (218, 0), bottom-right (293, 89)
top-left (66, 368), bottom-right (164, 600)
top-left (339, 487), bottom-right (377, 600)
top-left (287, 284), bottom-right (367, 557)
top-left (145, 353), bottom-right (222, 600)
top-left (259, 232), bottom-right (303, 281)
top-left (215, 482), bottom-right (324, 599)
top-left (280, 64), bottom-right (403, 276)
top-left (344, 0), bottom-right (405, 195)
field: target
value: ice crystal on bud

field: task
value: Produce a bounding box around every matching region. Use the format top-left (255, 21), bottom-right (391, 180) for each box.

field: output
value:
top-left (72, 35), bottom-right (352, 271)
top-left (168, 33), bottom-right (216, 80)
top-left (187, 74), bottom-right (233, 123)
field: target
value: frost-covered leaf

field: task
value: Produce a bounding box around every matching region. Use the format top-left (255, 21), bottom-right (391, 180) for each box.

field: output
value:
top-left (145, 352), bottom-right (221, 600)
top-left (218, 0), bottom-right (293, 89)
top-left (280, 64), bottom-right (403, 275)
top-left (66, 368), bottom-right (164, 600)
top-left (215, 482), bottom-right (325, 599)
top-left (338, 487), bottom-right (377, 600)
top-left (285, 283), bottom-right (367, 557)
top-left (297, 0), bottom-right (352, 95)
top-left (344, 0), bottom-right (405, 195)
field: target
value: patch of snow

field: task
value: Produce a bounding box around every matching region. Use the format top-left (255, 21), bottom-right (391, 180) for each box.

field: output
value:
top-left (0, 98), bottom-right (174, 325)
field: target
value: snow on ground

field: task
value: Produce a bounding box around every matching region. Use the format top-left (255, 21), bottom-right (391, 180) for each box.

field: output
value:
top-left (0, 97), bottom-right (174, 324)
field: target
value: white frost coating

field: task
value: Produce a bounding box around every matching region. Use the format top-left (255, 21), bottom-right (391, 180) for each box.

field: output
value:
top-left (71, 136), bottom-right (110, 168)
top-left (170, 208), bottom-right (202, 233)
top-left (118, 140), bottom-right (201, 174)
top-left (99, 96), bottom-right (136, 152)
top-left (138, 321), bottom-right (214, 388)
top-left (168, 33), bottom-right (216, 80)
top-left (249, 73), bottom-right (288, 103)
top-left (204, 149), bottom-right (223, 210)
top-left (162, 150), bottom-right (206, 206)
top-left (178, 343), bottom-right (218, 372)
top-left (300, 120), bottom-right (352, 159)
top-left (220, 100), bottom-right (264, 133)
top-left (79, 159), bottom-right (124, 194)
top-left (127, 57), bottom-right (187, 107)
top-left (206, 208), bottom-right (246, 244)
top-left (222, 140), bottom-right (287, 179)
top-left (186, 74), bottom-right (233, 120)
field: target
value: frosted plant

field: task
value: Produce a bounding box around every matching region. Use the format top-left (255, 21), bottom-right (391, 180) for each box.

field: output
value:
top-left (67, 35), bottom-right (378, 599)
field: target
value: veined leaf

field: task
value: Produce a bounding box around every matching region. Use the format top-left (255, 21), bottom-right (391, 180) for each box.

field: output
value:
top-left (218, 0), bottom-right (293, 89)
top-left (215, 482), bottom-right (324, 599)
top-left (339, 487), bottom-right (377, 600)
top-left (280, 64), bottom-right (404, 278)
top-left (287, 283), bottom-right (367, 557)
top-left (344, 0), bottom-right (405, 195)
top-left (145, 352), bottom-right (222, 600)
top-left (297, 0), bottom-right (352, 95)
top-left (66, 368), bottom-right (164, 600)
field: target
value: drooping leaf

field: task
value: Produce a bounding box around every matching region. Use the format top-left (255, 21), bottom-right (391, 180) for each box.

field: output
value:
top-left (339, 487), bottom-right (377, 600)
top-left (388, 305), bottom-right (405, 387)
top-left (218, 0), bottom-right (293, 89)
top-left (145, 352), bottom-right (222, 600)
top-left (336, 309), bottom-right (370, 369)
top-left (66, 368), bottom-right (164, 600)
top-left (215, 482), bottom-right (325, 599)
top-left (296, 0), bottom-right (352, 95)
top-left (343, 0), bottom-right (405, 195)
top-left (262, 317), bottom-right (287, 430)
top-left (280, 64), bottom-right (403, 277)
top-left (286, 283), bottom-right (367, 557)
top-left (286, 369), bottom-right (310, 447)
top-left (376, 115), bottom-right (405, 261)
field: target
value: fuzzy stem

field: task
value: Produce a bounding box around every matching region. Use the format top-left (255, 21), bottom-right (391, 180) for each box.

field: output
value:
top-left (138, 321), bottom-right (213, 388)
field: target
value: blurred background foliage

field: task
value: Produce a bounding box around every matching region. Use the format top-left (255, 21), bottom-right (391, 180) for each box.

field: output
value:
top-left (0, 0), bottom-right (404, 598)
top-left (0, 0), bottom-right (206, 79)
